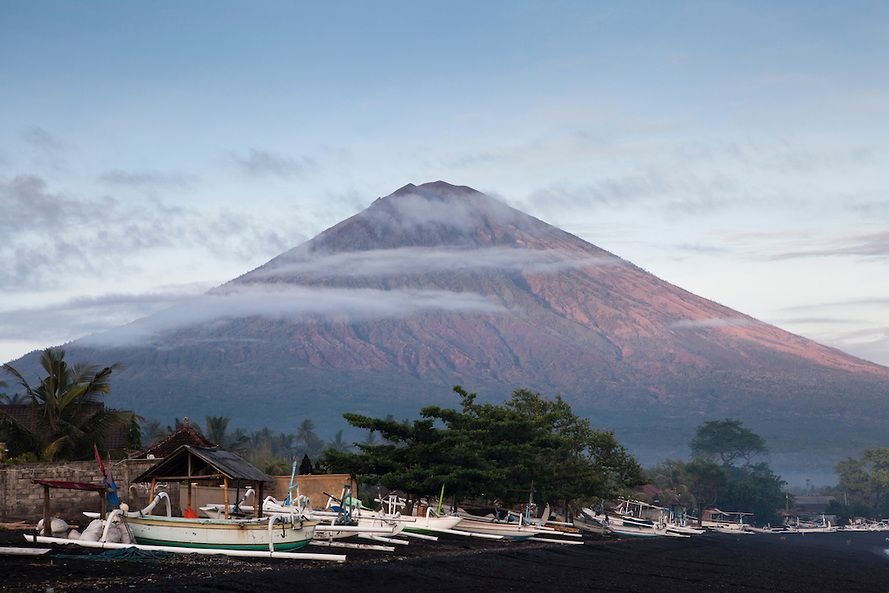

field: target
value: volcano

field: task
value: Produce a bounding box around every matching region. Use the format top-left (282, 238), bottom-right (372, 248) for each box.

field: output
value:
top-left (11, 181), bottom-right (889, 479)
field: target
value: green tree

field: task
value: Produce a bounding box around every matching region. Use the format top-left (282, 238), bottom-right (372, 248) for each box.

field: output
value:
top-left (328, 429), bottom-right (352, 453)
top-left (324, 386), bottom-right (642, 507)
top-left (1, 348), bottom-right (136, 461)
top-left (723, 462), bottom-right (786, 525)
top-left (649, 420), bottom-right (787, 525)
top-left (294, 418), bottom-right (325, 460)
top-left (140, 418), bottom-right (169, 446)
top-left (690, 419), bottom-right (766, 467)
top-left (204, 416), bottom-right (248, 453)
top-left (834, 448), bottom-right (889, 516)
top-left (683, 458), bottom-right (728, 519)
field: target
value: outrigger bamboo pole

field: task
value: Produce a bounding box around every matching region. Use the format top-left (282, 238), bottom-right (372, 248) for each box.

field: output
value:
top-left (25, 535), bottom-right (346, 562)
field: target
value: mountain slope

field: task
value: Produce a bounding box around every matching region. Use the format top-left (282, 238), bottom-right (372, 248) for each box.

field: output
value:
top-left (11, 181), bottom-right (889, 479)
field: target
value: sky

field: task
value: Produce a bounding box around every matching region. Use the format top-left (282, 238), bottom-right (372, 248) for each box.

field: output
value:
top-left (1, 1), bottom-right (889, 366)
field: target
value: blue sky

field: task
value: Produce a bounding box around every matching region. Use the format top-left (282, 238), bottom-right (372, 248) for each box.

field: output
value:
top-left (2, 1), bottom-right (889, 365)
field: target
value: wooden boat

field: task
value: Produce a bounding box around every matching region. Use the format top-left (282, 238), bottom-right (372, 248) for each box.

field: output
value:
top-left (402, 511), bottom-right (463, 535)
top-left (453, 513), bottom-right (543, 540)
top-left (125, 513), bottom-right (316, 551)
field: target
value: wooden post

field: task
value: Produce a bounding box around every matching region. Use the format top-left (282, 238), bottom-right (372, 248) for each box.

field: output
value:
top-left (149, 478), bottom-right (156, 512)
top-left (42, 485), bottom-right (51, 537)
top-left (223, 477), bottom-right (230, 520)
top-left (256, 482), bottom-right (264, 518)
top-left (100, 489), bottom-right (107, 519)
top-left (187, 454), bottom-right (193, 510)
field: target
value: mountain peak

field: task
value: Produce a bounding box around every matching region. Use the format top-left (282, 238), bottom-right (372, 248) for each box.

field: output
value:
top-left (389, 181), bottom-right (481, 199)
top-left (295, 181), bottom-right (569, 254)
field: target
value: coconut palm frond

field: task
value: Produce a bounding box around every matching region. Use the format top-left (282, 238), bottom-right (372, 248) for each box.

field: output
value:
top-left (42, 435), bottom-right (70, 462)
top-left (3, 348), bottom-right (125, 460)
top-left (2, 362), bottom-right (37, 398)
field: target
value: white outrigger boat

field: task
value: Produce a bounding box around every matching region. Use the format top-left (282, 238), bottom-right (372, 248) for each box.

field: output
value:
top-left (577, 500), bottom-right (703, 539)
top-left (26, 446), bottom-right (340, 561)
top-left (701, 509), bottom-right (754, 534)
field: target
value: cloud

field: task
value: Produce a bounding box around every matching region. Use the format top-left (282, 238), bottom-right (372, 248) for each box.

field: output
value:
top-left (0, 174), bottom-right (307, 289)
top-left (99, 169), bottom-right (197, 188)
top-left (229, 149), bottom-right (314, 178)
top-left (20, 126), bottom-right (68, 170)
top-left (251, 246), bottom-right (622, 282)
top-left (781, 297), bottom-right (889, 312)
top-left (0, 284), bottom-right (211, 342)
top-left (769, 230), bottom-right (889, 261)
top-left (81, 284), bottom-right (504, 348)
top-left (21, 126), bottom-right (65, 154)
top-left (670, 317), bottom-right (753, 329)
top-left (672, 243), bottom-right (732, 255)
top-left (521, 168), bottom-right (747, 218)
top-left (771, 316), bottom-right (858, 326)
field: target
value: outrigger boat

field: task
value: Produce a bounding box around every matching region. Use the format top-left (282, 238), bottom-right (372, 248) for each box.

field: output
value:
top-left (27, 446), bottom-right (339, 561)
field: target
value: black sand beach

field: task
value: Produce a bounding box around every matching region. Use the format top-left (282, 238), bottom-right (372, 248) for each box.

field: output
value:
top-left (4, 530), bottom-right (889, 593)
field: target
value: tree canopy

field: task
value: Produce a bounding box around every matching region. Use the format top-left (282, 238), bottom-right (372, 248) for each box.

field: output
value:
top-left (648, 418), bottom-right (785, 525)
top-left (690, 418), bottom-right (766, 467)
top-left (829, 448), bottom-right (889, 518)
top-left (1, 348), bottom-right (138, 461)
top-left (323, 386), bottom-right (642, 506)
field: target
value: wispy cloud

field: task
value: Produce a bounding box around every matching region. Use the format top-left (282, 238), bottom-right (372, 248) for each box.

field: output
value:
top-left (82, 284), bottom-right (504, 348)
top-left (21, 126), bottom-right (66, 154)
top-left (21, 126), bottom-right (67, 170)
top-left (0, 174), bottom-right (307, 289)
top-left (229, 149), bottom-right (314, 179)
top-left (782, 297), bottom-right (889, 312)
top-left (99, 169), bottom-right (197, 188)
top-left (0, 284), bottom-right (212, 342)
top-left (770, 230), bottom-right (889, 261)
top-left (252, 247), bottom-right (622, 281)
top-left (670, 317), bottom-right (753, 329)
top-left (521, 168), bottom-right (751, 218)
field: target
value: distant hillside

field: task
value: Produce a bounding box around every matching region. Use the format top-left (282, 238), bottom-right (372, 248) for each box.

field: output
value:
top-left (10, 181), bottom-right (889, 482)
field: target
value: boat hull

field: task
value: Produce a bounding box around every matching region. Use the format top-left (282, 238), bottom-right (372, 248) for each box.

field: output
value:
top-left (454, 518), bottom-right (542, 540)
top-left (126, 515), bottom-right (316, 551)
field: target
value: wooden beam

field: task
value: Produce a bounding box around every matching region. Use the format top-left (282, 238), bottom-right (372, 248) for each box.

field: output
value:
top-left (142, 473), bottom-right (225, 482)
top-left (223, 477), bottom-right (230, 520)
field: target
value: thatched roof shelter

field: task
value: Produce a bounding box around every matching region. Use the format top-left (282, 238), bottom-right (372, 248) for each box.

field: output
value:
top-left (133, 445), bottom-right (271, 518)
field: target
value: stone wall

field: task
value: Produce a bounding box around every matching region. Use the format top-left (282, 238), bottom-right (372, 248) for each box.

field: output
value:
top-left (0, 459), bottom-right (161, 524)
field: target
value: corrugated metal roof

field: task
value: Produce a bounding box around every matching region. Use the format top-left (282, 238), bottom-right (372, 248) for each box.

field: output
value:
top-left (132, 445), bottom-right (271, 483)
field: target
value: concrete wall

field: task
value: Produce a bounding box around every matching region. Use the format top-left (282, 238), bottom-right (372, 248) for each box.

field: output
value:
top-left (1, 460), bottom-right (351, 524)
top-left (0, 459), bottom-right (161, 524)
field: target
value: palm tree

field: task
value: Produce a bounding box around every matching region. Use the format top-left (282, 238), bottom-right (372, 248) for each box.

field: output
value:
top-left (1, 348), bottom-right (136, 461)
top-left (1, 379), bottom-right (30, 405)
top-left (203, 416), bottom-right (248, 452)
top-left (140, 418), bottom-right (169, 446)
top-left (328, 429), bottom-right (352, 453)
top-left (294, 418), bottom-right (325, 459)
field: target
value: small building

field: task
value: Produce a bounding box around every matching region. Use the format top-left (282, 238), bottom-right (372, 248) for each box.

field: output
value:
top-left (792, 495), bottom-right (836, 517)
top-left (132, 444), bottom-right (271, 518)
top-left (137, 419), bottom-right (216, 459)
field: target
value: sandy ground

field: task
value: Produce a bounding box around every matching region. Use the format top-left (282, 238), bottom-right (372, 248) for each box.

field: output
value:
top-left (3, 528), bottom-right (889, 592)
